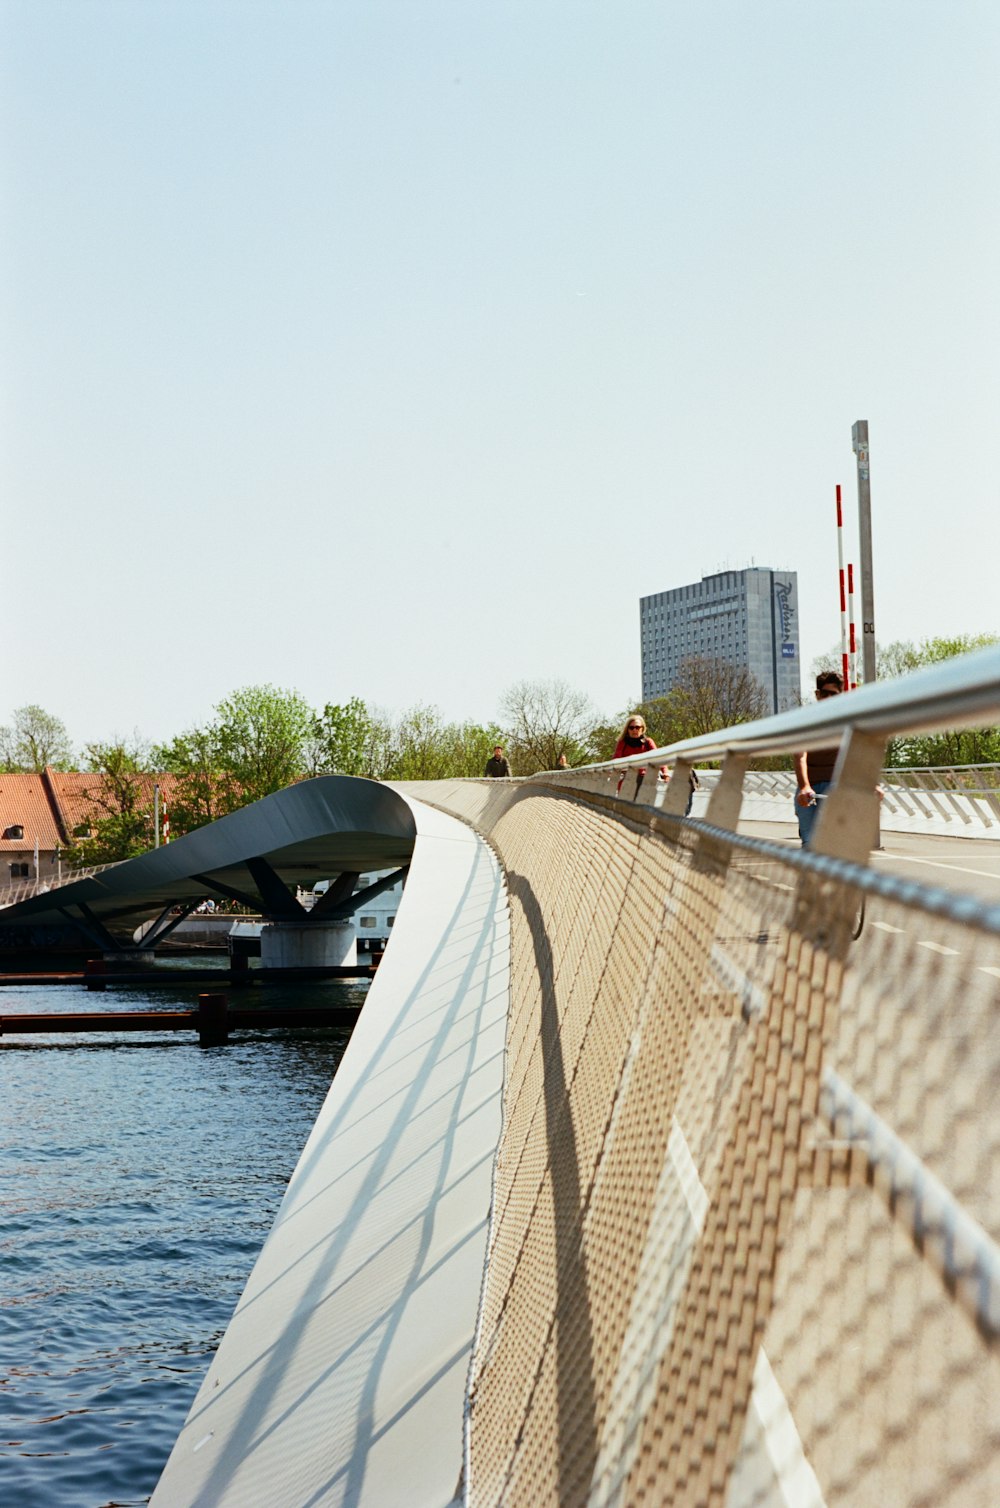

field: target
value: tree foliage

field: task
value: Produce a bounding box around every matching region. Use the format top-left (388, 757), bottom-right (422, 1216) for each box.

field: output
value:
top-left (214, 685), bottom-right (314, 800)
top-left (0, 705), bottom-right (74, 772)
top-left (154, 726), bottom-right (235, 831)
top-left (813, 634), bottom-right (1000, 766)
top-left (594, 658), bottom-right (769, 764)
top-left (354, 704), bottom-right (505, 781)
top-left (499, 679), bottom-right (597, 774)
top-left (155, 685), bottom-right (314, 831)
top-left (67, 741), bottom-right (157, 866)
top-left (881, 635), bottom-right (1000, 767)
top-left (665, 657), bottom-right (770, 740)
top-left (306, 698), bottom-right (375, 777)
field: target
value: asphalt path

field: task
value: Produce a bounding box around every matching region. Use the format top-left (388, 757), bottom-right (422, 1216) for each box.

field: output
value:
top-left (738, 820), bottom-right (1000, 908)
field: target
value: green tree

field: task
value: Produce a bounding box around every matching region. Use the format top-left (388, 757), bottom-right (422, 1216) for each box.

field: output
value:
top-left (385, 705), bottom-right (453, 780)
top-left (385, 707), bottom-right (507, 780)
top-left (884, 635), bottom-right (999, 767)
top-left (306, 698), bottom-right (374, 777)
top-left (154, 684), bottom-right (315, 831)
top-left (67, 741), bottom-right (157, 866)
top-left (154, 726), bottom-right (236, 832)
top-left (0, 705), bottom-right (74, 772)
top-left (813, 634), bottom-right (999, 766)
top-left (213, 684), bottom-right (314, 801)
top-left (443, 719), bottom-right (507, 778)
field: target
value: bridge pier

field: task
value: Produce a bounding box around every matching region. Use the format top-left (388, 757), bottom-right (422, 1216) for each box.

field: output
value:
top-left (259, 920), bottom-right (357, 971)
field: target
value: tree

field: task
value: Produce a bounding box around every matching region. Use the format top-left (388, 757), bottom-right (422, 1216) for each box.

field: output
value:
top-left (812, 633), bottom-right (999, 767)
top-left (154, 726), bottom-right (235, 832)
top-left (66, 740), bottom-right (157, 866)
top-left (383, 706), bottom-right (507, 780)
top-left (441, 719), bottom-right (508, 778)
top-left (883, 635), bottom-right (999, 767)
top-left (499, 679), bottom-right (598, 774)
top-left (0, 705), bottom-right (74, 772)
top-left (306, 698), bottom-right (375, 777)
top-left (591, 660), bottom-right (774, 772)
top-left (213, 685), bottom-right (314, 801)
top-left (666, 657), bottom-right (770, 739)
top-left (154, 684), bottom-right (315, 831)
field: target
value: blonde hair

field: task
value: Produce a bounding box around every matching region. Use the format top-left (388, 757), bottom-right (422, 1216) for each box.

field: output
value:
top-left (621, 714), bottom-right (647, 737)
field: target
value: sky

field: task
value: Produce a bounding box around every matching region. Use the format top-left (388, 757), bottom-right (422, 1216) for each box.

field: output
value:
top-left (2, 0), bottom-right (998, 752)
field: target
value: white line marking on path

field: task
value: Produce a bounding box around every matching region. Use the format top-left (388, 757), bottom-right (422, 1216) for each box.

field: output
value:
top-left (917, 940), bottom-right (960, 956)
top-left (870, 851), bottom-right (1000, 881)
top-left (979, 966), bottom-right (1000, 980)
top-left (871, 921), bottom-right (905, 934)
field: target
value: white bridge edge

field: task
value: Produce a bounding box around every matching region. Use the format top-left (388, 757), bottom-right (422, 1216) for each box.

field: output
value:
top-left (151, 796), bottom-right (511, 1508)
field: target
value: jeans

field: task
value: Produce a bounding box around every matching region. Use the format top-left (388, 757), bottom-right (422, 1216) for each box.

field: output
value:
top-left (795, 780), bottom-right (832, 846)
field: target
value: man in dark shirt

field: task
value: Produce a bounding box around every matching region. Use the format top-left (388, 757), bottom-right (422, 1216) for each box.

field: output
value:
top-left (484, 745), bottom-right (512, 778)
top-left (794, 671), bottom-right (843, 845)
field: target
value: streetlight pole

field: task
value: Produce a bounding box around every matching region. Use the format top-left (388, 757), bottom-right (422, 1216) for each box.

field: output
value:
top-left (852, 420), bottom-right (877, 686)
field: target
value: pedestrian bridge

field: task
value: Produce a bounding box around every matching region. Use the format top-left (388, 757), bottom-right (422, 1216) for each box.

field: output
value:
top-left (59, 649), bottom-right (1000, 1506)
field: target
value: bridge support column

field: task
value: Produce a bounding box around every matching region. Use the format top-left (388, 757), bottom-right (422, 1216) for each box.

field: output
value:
top-left (259, 921), bottom-right (357, 970)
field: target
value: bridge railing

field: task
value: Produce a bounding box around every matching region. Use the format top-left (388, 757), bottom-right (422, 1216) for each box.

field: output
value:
top-left (690, 763), bottom-right (1000, 834)
top-left (0, 860), bottom-right (123, 911)
top-left (546, 644), bottom-right (1000, 856)
top-left (405, 644), bottom-right (1000, 1507)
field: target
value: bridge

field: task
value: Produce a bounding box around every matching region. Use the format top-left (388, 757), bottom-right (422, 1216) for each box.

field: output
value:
top-left (5, 649), bottom-right (1000, 1506)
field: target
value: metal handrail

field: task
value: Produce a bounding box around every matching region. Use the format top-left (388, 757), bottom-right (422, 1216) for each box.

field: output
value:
top-left (595, 643), bottom-right (1000, 772)
top-left (0, 860), bottom-right (124, 910)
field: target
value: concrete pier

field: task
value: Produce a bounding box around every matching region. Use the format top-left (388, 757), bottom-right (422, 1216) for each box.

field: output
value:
top-left (259, 919), bottom-right (357, 970)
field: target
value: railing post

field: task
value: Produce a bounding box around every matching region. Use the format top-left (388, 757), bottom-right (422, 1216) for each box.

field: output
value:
top-left (702, 752), bottom-right (750, 832)
top-left (660, 758), bottom-right (695, 817)
top-left (812, 729), bottom-right (887, 863)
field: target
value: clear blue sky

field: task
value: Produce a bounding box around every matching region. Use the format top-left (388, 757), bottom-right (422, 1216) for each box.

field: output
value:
top-left (3, 0), bottom-right (998, 750)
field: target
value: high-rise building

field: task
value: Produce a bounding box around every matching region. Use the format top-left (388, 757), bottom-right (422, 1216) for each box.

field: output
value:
top-left (639, 567), bottom-right (800, 714)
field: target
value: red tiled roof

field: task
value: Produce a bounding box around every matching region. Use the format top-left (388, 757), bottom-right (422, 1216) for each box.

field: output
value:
top-left (0, 773), bottom-right (62, 852)
top-left (0, 769), bottom-right (182, 851)
top-left (50, 771), bottom-right (181, 835)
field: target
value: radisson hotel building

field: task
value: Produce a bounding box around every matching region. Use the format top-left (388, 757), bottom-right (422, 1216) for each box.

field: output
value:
top-left (639, 566), bottom-right (801, 715)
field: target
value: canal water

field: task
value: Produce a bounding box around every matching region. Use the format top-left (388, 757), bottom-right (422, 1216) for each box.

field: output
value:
top-left (1, 971), bottom-right (358, 1508)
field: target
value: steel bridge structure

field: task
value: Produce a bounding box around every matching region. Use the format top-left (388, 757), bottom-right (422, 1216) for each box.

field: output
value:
top-left (6, 647), bottom-right (1000, 1507)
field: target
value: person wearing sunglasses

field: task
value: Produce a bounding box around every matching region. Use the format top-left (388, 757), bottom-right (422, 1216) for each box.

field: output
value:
top-left (614, 715), bottom-right (666, 795)
top-left (793, 670), bottom-right (844, 845)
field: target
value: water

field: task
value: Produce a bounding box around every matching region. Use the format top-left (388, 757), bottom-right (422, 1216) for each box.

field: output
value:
top-left (1, 972), bottom-right (357, 1507)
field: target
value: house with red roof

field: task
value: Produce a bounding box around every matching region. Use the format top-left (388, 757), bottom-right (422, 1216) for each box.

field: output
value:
top-left (0, 768), bottom-right (179, 889)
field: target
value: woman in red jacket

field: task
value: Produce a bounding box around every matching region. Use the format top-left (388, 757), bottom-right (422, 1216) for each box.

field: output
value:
top-left (614, 715), bottom-right (665, 795)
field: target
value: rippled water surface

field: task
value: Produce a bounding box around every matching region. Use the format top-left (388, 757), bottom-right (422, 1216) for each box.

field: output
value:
top-left (1, 975), bottom-right (357, 1507)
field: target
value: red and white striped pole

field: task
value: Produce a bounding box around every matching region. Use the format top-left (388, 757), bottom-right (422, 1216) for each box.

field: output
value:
top-left (836, 484), bottom-right (849, 689)
top-left (847, 561), bottom-right (858, 689)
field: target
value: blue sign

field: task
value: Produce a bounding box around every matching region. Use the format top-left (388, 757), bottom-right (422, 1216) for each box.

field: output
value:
top-left (781, 643), bottom-right (796, 659)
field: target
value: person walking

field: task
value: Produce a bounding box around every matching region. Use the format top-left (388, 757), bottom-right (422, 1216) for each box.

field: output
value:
top-left (484, 745), bottom-right (512, 778)
top-left (794, 671), bottom-right (843, 845)
top-left (613, 715), bottom-right (665, 796)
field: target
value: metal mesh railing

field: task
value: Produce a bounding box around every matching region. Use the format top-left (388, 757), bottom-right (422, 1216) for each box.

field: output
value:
top-left (718, 764), bottom-right (1000, 832)
top-left (0, 859), bottom-right (122, 909)
top-left (401, 749), bottom-right (1000, 1506)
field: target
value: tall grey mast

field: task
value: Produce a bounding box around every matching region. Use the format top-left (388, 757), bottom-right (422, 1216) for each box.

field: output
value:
top-left (852, 419), bottom-right (877, 685)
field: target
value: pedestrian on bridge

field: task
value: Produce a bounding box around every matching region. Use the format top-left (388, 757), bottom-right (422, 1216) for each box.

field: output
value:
top-left (484, 746), bottom-right (512, 778)
top-left (614, 715), bottom-right (666, 796)
top-left (794, 670), bottom-right (843, 845)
